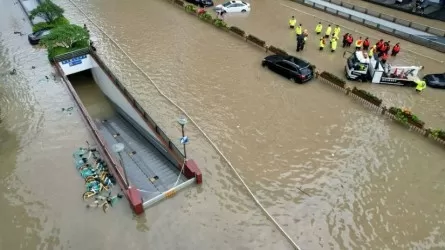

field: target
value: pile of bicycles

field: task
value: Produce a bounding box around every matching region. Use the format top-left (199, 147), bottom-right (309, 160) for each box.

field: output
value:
top-left (73, 143), bottom-right (122, 213)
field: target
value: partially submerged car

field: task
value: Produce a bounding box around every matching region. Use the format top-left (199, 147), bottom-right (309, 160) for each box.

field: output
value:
top-left (424, 72), bottom-right (445, 89)
top-left (28, 28), bottom-right (51, 45)
top-left (262, 55), bottom-right (314, 83)
top-left (214, 0), bottom-right (251, 13)
top-left (185, 0), bottom-right (214, 7)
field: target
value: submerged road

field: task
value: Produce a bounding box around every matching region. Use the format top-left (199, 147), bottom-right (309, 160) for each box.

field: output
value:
top-left (48, 0), bottom-right (445, 249)
top-left (221, 0), bottom-right (445, 128)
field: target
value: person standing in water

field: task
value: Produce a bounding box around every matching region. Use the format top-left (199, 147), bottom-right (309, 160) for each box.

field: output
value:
top-left (315, 22), bottom-right (322, 35)
top-left (289, 16), bottom-right (297, 29)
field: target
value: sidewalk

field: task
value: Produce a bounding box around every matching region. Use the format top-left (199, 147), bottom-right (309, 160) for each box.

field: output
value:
top-left (362, 0), bottom-right (445, 22)
top-left (18, 0), bottom-right (46, 24)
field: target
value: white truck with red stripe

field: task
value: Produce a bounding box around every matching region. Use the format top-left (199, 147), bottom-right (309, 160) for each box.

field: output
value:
top-left (344, 51), bottom-right (423, 87)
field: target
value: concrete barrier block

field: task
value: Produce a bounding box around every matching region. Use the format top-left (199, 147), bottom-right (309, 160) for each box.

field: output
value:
top-left (330, 0), bottom-right (341, 4)
top-left (428, 27), bottom-right (445, 37)
top-left (378, 25), bottom-right (394, 33)
top-left (326, 7), bottom-right (337, 14)
top-left (380, 13), bottom-right (395, 22)
top-left (354, 6), bottom-right (367, 13)
top-left (366, 9), bottom-right (380, 17)
top-left (350, 15), bottom-right (363, 23)
top-left (394, 30), bottom-right (409, 39)
top-left (341, 2), bottom-right (354, 8)
top-left (364, 20), bottom-right (378, 27)
top-left (394, 18), bottom-right (411, 27)
top-left (337, 11), bottom-right (350, 19)
top-left (314, 3), bottom-right (326, 10)
top-left (410, 22), bottom-right (428, 32)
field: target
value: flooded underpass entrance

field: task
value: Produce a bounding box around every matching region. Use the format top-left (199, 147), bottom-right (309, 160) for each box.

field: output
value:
top-left (68, 70), bottom-right (189, 205)
top-left (53, 0), bottom-right (445, 247)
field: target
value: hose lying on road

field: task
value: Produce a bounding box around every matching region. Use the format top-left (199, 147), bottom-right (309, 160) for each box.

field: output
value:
top-left (66, 0), bottom-right (302, 249)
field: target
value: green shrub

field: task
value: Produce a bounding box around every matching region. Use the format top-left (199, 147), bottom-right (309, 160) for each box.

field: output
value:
top-left (184, 4), bottom-right (197, 13)
top-left (351, 87), bottom-right (382, 106)
top-left (198, 12), bottom-right (213, 22)
top-left (246, 34), bottom-right (266, 47)
top-left (47, 40), bottom-right (89, 60)
top-left (388, 107), bottom-right (425, 128)
top-left (268, 45), bottom-right (287, 56)
top-left (229, 26), bottom-right (245, 37)
top-left (213, 19), bottom-right (227, 29)
top-left (431, 129), bottom-right (445, 140)
top-left (320, 71), bottom-right (346, 88)
top-left (32, 16), bottom-right (69, 32)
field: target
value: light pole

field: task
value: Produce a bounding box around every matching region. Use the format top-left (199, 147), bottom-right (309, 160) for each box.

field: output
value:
top-left (178, 116), bottom-right (189, 159)
top-left (112, 143), bottom-right (130, 189)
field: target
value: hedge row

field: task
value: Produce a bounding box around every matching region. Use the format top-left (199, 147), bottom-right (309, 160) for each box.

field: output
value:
top-left (32, 16), bottom-right (69, 32)
top-left (318, 71), bottom-right (445, 144)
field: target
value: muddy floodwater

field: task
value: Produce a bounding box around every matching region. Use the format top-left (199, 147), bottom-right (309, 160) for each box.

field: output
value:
top-left (1, 0), bottom-right (445, 248)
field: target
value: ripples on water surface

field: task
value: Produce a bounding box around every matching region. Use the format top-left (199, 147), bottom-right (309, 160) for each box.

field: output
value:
top-left (1, 0), bottom-right (444, 248)
top-left (56, 0), bottom-right (445, 248)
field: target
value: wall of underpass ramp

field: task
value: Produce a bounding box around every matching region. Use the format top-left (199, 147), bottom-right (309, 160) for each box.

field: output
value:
top-left (89, 58), bottom-right (178, 166)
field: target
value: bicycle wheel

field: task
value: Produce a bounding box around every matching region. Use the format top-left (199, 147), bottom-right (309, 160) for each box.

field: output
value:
top-left (83, 191), bottom-right (95, 201)
top-left (102, 202), bottom-right (110, 213)
top-left (85, 176), bottom-right (96, 183)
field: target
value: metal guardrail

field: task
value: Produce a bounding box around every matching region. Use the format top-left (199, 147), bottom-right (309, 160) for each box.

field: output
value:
top-left (292, 0), bottom-right (445, 53)
top-left (326, 0), bottom-right (445, 38)
top-left (52, 47), bottom-right (90, 63)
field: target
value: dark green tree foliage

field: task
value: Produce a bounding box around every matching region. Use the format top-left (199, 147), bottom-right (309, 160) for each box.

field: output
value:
top-left (30, 0), bottom-right (64, 23)
top-left (40, 24), bottom-right (89, 49)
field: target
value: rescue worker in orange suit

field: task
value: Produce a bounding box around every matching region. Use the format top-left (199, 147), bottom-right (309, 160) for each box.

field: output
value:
top-left (385, 41), bottom-right (391, 54)
top-left (380, 52), bottom-right (388, 64)
top-left (342, 33), bottom-right (349, 48)
top-left (391, 42), bottom-right (401, 56)
top-left (363, 37), bottom-right (370, 51)
top-left (319, 37), bottom-right (325, 51)
top-left (376, 39), bottom-right (384, 52)
top-left (378, 42), bottom-right (388, 57)
top-left (289, 16), bottom-right (297, 29)
top-left (355, 37), bottom-right (363, 50)
top-left (346, 34), bottom-right (353, 47)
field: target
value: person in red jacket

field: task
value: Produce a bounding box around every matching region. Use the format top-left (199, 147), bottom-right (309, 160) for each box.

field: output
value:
top-left (363, 37), bottom-right (370, 51)
top-left (346, 34), bottom-right (353, 47)
top-left (342, 33), bottom-right (349, 48)
top-left (376, 39), bottom-right (384, 52)
top-left (381, 52), bottom-right (388, 64)
top-left (391, 42), bottom-right (400, 56)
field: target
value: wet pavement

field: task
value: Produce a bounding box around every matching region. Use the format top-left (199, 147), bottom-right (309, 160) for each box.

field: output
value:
top-left (2, 0), bottom-right (445, 248)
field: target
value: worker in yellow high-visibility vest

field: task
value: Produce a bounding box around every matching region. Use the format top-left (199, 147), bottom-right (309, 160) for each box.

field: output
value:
top-left (295, 24), bottom-right (303, 35)
top-left (415, 79), bottom-right (426, 93)
top-left (315, 22), bottom-right (322, 35)
top-left (319, 37), bottom-right (325, 51)
top-left (324, 24), bottom-right (332, 38)
top-left (333, 25), bottom-right (341, 38)
top-left (289, 16), bottom-right (297, 29)
top-left (331, 37), bottom-right (337, 52)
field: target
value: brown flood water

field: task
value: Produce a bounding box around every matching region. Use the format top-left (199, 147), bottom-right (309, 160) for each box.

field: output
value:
top-left (2, 0), bottom-right (445, 249)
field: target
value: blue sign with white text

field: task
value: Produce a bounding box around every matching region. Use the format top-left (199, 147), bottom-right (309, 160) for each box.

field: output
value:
top-left (61, 55), bottom-right (87, 67)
